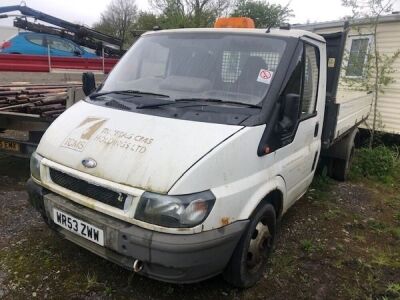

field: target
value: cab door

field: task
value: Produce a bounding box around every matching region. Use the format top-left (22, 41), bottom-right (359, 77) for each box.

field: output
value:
top-left (274, 41), bottom-right (324, 207)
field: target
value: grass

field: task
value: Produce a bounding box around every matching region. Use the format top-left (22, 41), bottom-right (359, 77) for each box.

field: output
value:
top-left (395, 212), bottom-right (400, 223)
top-left (85, 272), bottom-right (99, 290)
top-left (350, 145), bottom-right (399, 184)
top-left (310, 174), bottom-right (333, 193)
top-left (386, 283), bottom-right (400, 297)
top-left (323, 209), bottom-right (342, 220)
top-left (367, 220), bottom-right (388, 232)
top-left (300, 239), bottom-right (314, 252)
top-left (0, 233), bottom-right (136, 299)
top-left (389, 227), bottom-right (400, 240)
top-left (371, 249), bottom-right (400, 268)
top-left (299, 239), bottom-right (325, 254)
top-left (268, 252), bottom-right (296, 277)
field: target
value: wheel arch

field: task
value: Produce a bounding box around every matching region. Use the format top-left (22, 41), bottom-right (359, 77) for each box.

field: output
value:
top-left (260, 189), bottom-right (284, 220)
top-left (322, 127), bottom-right (359, 160)
top-left (239, 176), bottom-right (286, 221)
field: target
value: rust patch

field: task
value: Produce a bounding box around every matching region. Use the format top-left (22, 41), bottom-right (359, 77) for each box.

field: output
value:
top-left (221, 217), bottom-right (230, 226)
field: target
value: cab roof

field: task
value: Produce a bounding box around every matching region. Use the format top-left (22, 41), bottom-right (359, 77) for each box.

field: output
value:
top-left (142, 27), bottom-right (326, 43)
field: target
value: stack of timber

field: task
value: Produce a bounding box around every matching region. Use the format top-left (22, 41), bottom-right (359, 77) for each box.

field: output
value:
top-left (0, 83), bottom-right (80, 119)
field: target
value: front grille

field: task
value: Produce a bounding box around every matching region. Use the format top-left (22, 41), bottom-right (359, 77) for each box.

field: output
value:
top-left (49, 168), bottom-right (127, 209)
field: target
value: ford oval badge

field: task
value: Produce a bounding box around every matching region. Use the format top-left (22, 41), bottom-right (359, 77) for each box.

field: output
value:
top-left (82, 158), bottom-right (97, 168)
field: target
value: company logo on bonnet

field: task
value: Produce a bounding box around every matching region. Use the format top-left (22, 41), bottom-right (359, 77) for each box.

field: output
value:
top-left (82, 158), bottom-right (97, 169)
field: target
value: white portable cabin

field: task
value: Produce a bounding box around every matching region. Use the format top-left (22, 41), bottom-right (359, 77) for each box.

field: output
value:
top-left (295, 13), bottom-right (400, 135)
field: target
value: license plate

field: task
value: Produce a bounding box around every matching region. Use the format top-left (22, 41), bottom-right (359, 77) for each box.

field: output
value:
top-left (53, 208), bottom-right (104, 246)
top-left (0, 140), bottom-right (20, 152)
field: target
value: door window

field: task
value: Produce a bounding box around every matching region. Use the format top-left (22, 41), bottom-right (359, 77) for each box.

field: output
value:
top-left (301, 45), bottom-right (319, 117)
top-left (25, 34), bottom-right (44, 47)
top-left (49, 37), bottom-right (77, 53)
top-left (278, 43), bottom-right (320, 140)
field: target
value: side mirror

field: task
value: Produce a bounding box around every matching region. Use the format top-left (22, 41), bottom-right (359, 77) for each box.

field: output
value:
top-left (278, 93), bottom-right (301, 134)
top-left (82, 72), bottom-right (96, 96)
top-left (73, 50), bottom-right (82, 56)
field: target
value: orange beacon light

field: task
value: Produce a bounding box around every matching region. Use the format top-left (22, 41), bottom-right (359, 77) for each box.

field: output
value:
top-left (214, 17), bottom-right (256, 29)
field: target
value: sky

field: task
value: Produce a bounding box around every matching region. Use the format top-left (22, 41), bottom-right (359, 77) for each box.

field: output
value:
top-left (0, 0), bottom-right (399, 28)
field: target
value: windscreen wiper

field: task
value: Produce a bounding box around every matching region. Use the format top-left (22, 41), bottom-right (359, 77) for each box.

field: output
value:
top-left (136, 98), bottom-right (262, 110)
top-left (90, 90), bottom-right (170, 100)
top-left (136, 100), bottom-right (177, 109)
top-left (136, 98), bottom-right (212, 109)
top-left (104, 99), bottom-right (132, 111)
top-left (174, 98), bottom-right (261, 108)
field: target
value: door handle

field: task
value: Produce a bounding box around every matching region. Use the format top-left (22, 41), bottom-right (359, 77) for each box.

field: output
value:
top-left (314, 122), bottom-right (319, 137)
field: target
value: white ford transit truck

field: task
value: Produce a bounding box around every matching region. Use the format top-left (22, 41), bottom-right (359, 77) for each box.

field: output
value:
top-left (27, 18), bottom-right (372, 287)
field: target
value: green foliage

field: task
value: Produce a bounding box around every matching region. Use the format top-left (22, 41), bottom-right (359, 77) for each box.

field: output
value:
top-left (389, 227), bottom-right (400, 240)
top-left (323, 209), bottom-right (342, 220)
top-left (152, 0), bottom-right (191, 28)
top-left (85, 272), bottom-right (99, 290)
top-left (342, 49), bottom-right (400, 95)
top-left (93, 0), bottom-right (295, 46)
top-left (386, 282), bottom-right (400, 297)
top-left (150, 0), bottom-right (231, 28)
top-left (133, 12), bottom-right (159, 31)
top-left (367, 220), bottom-right (387, 232)
top-left (300, 239), bottom-right (314, 252)
top-left (395, 212), bottom-right (400, 223)
top-left (310, 174), bottom-right (332, 192)
top-left (231, 0), bottom-right (293, 28)
top-left (351, 146), bottom-right (399, 182)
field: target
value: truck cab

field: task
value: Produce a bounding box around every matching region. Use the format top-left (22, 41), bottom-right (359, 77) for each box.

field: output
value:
top-left (27, 18), bottom-right (371, 287)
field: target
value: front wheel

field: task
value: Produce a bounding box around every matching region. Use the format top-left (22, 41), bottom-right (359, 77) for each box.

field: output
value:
top-left (223, 203), bottom-right (276, 288)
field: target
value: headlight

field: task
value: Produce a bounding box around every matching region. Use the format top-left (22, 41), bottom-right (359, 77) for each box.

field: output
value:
top-left (135, 191), bottom-right (215, 228)
top-left (30, 152), bottom-right (43, 181)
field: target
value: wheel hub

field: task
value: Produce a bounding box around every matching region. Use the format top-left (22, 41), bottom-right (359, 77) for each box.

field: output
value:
top-left (247, 219), bottom-right (272, 271)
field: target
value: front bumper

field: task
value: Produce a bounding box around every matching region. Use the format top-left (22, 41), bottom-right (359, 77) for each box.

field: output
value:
top-left (26, 179), bottom-right (248, 283)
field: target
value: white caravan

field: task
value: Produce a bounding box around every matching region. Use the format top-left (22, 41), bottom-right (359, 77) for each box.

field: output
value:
top-left (27, 18), bottom-right (372, 287)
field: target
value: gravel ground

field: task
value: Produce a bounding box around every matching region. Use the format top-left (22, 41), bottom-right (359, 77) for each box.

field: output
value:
top-left (0, 154), bottom-right (399, 299)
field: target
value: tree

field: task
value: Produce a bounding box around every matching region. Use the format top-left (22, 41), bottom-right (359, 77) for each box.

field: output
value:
top-left (342, 0), bottom-right (400, 147)
top-left (231, 0), bottom-right (293, 28)
top-left (93, 0), bottom-right (138, 48)
top-left (150, 0), bottom-right (231, 28)
top-left (134, 12), bottom-right (160, 31)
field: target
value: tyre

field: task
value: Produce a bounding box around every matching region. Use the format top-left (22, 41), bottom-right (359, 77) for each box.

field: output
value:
top-left (330, 145), bottom-right (354, 181)
top-left (316, 157), bottom-right (330, 177)
top-left (223, 202), bottom-right (276, 288)
top-left (324, 128), bottom-right (358, 182)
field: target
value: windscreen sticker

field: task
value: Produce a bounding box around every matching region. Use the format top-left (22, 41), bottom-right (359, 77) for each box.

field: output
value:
top-left (257, 69), bottom-right (274, 85)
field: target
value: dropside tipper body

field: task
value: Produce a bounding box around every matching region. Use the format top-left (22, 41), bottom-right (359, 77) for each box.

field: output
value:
top-left (27, 26), bottom-right (371, 286)
top-left (320, 30), bottom-right (372, 149)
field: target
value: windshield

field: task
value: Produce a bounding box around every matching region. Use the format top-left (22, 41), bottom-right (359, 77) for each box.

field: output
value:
top-left (101, 32), bottom-right (287, 106)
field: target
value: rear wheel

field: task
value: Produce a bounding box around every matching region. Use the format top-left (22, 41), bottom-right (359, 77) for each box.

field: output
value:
top-left (330, 144), bottom-right (355, 181)
top-left (223, 203), bottom-right (276, 288)
top-left (324, 128), bottom-right (358, 182)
